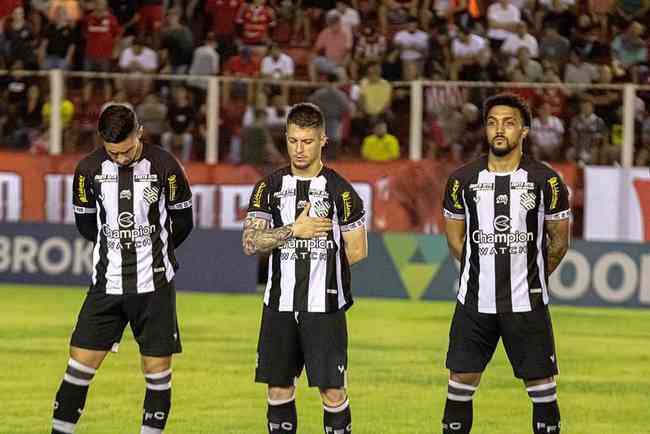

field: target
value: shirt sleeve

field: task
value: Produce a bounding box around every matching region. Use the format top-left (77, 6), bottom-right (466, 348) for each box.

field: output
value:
top-left (247, 178), bottom-right (273, 222)
top-left (165, 157), bottom-right (193, 211)
top-left (72, 163), bottom-right (97, 215)
top-left (543, 172), bottom-right (571, 220)
top-left (335, 179), bottom-right (366, 232)
top-left (442, 176), bottom-right (465, 220)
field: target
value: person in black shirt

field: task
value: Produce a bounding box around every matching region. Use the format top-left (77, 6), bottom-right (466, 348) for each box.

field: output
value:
top-left (39, 8), bottom-right (77, 70)
top-left (162, 86), bottom-right (195, 161)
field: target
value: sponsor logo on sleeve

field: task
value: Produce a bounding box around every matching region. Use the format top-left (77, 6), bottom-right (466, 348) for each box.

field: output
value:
top-left (78, 175), bottom-right (87, 203)
top-left (341, 191), bottom-right (352, 222)
top-left (253, 182), bottom-right (266, 208)
top-left (451, 179), bottom-right (462, 209)
top-left (548, 176), bottom-right (560, 210)
top-left (168, 175), bottom-right (177, 202)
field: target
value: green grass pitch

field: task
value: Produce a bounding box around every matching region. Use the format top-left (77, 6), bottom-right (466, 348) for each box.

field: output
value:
top-left (1, 284), bottom-right (649, 434)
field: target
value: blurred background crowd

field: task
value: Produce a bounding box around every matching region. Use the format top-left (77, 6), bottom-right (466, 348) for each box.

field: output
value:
top-left (0, 0), bottom-right (649, 166)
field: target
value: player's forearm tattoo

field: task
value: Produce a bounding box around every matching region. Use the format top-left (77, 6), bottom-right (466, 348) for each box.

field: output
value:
top-left (546, 223), bottom-right (570, 274)
top-left (242, 217), bottom-right (293, 255)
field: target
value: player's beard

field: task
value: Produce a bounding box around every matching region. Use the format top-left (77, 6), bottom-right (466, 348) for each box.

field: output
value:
top-left (489, 136), bottom-right (518, 157)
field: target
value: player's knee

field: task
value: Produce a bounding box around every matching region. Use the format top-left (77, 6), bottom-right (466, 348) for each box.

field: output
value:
top-left (450, 372), bottom-right (482, 387)
top-left (141, 356), bottom-right (172, 375)
top-left (69, 346), bottom-right (106, 370)
top-left (320, 388), bottom-right (347, 407)
top-left (268, 386), bottom-right (296, 403)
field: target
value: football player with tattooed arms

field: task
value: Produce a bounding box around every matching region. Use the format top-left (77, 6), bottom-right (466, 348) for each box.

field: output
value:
top-left (440, 93), bottom-right (571, 434)
top-left (243, 102), bottom-right (368, 434)
top-left (51, 103), bottom-right (193, 434)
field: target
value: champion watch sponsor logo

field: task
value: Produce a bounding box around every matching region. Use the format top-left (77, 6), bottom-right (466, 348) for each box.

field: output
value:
top-left (118, 212), bottom-right (134, 228)
top-left (119, 189), bottom-right (132, 200)
top-left (496, 194), bottom-right (508, 205)
top-left (493, 215), bottom-right (510, 232)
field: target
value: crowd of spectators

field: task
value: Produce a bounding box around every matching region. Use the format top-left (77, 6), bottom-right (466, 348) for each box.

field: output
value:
top-left (0, 0), bottom-right (649, 166)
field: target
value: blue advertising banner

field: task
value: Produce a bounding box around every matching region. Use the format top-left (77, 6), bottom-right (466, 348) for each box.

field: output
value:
top-left (0, 223), bottom-right (257, 293)
top-left (353, 233), bottom-right (650, 308)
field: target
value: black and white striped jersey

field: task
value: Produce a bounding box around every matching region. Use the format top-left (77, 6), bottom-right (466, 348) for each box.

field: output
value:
top-left (247, 166), bottom-right (366, 313)
top-left (442, 155), bottom-right (571, 314)
top-left (72, 145), bottom-right (192, 294)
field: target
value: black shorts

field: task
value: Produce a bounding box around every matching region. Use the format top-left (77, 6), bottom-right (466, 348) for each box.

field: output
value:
top-left (446, 302), bottom-right (558, 380)
top-left (255, 305), bottom-right (348, 389)
top-left (70, 282), bottom-right (182, 357)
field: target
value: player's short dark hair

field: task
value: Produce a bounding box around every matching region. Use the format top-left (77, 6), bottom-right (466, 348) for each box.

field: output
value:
top-left (483, 93), bottom-right (532, 127)
top-left (98, 103), bottom-right (138, 143)
top-left (286, 102), bottom-right (325, 131)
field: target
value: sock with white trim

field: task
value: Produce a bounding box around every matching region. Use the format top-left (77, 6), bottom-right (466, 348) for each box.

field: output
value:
top-left (52, 358), bottom-right (97, 434)
top-left (323, 397), bottom-right (351, 433)
top-left (528, 382), bottom-right (560, 433)
top-left (267, 393), bottom-right (297, 433)
top-left (141, 369), bottom-right (172, 433)
top-left (442, 380), bottom-right (476, 434)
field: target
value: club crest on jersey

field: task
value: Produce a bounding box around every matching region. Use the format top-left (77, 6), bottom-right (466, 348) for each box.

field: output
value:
top-left (521, 192), bottom-right (536, 210)
top-left (143, 186), bottom-right (159, 206)
top-left (496, 194), bottom-right (508, 205)
top-left (313, 200), bottom-right (331, 217)
top-left (120, 189), bottom-right (132, 200)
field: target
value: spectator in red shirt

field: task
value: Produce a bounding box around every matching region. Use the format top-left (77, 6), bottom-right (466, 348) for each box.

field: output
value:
top-left (236, 0), bottom-right (276, 49)
top-left (82, 0), bottom-right (121, 100)
top-left (0, 0), bottom-right (21, 22)
top-left (204, 0), bottom-right (243, 62)
top-left (309, 10), bottom-right (352, 81)
top-left (223, 45), bottom-right (261, 105)
top-left (136, 0), bottom-right (164, 37)
top-left (83, 0), bottom-right (122, 73)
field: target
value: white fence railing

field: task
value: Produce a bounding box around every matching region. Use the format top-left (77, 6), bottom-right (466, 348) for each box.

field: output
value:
top-left (1, 69), bottom-right (648, 166)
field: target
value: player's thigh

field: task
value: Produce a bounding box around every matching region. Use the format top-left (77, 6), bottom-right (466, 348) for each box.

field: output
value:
top-left (445, 302), bottom-right (500, 374)
top-left (300, 310), bottom-right (348, 389)
top-left (255, 305), bottom-right (303, 387)
top-left (70, 290), bottom-right (128, 354)
top-left (500, 306), bottom-right (558, 380)
top-left (128, 282), bottom-right (182, 358)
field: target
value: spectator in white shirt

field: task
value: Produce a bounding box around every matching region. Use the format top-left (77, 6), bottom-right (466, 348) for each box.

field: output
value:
top-left (335, 1), bottom-right (360, 33)
top-left (188, 32), bottom-right (220, 102)
top-left (531, 101), bottom-right (565, 161)
top-left (501, 21), bottom-right (539, 58)
top-left (261, 43), bottom-right (295, 80)
top-left (392, 15), bottom-right (429, 76)
top-left (450, 25), bottom-right (491, 80)
top-left (118, 36), bottom-right (158, 98)
top-left (487, 0), bottom-right (521, 49)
